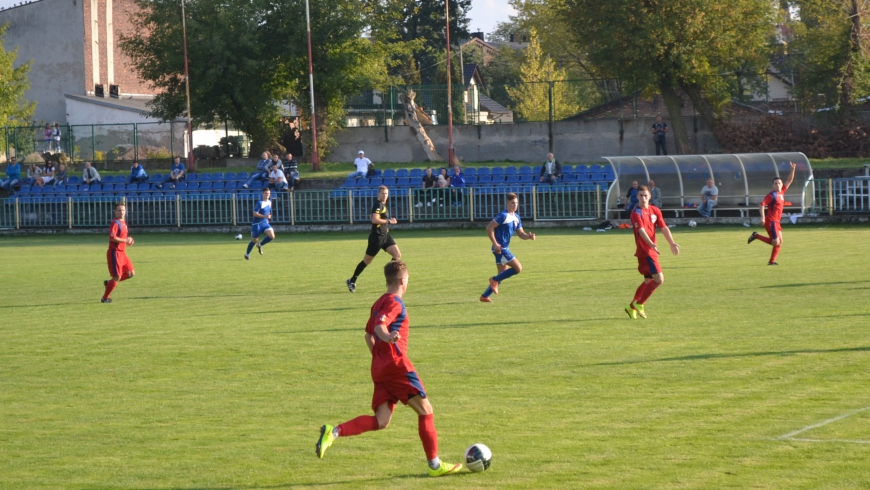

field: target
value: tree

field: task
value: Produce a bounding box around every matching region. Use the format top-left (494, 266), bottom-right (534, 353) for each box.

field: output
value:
top-left (392, 0), bottom-right (472, 83)
top-left (562, 0), bottom-right (775, 154)
top-left (505, 34), bottom-right (582, 121)
top-left (121, 0), bottom-right (410, 160)
top-left (0, 23), bottom-right (36, 129)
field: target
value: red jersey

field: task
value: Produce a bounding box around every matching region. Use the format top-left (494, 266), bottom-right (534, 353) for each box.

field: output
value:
top-left (366, 293), bottom-right (416, 382)
top-left (109, 219), bottom-right (128, 251)
top-left (630, 205), bottom-right (666, 258)
top-left (761, 185), bottom-right (789, 223)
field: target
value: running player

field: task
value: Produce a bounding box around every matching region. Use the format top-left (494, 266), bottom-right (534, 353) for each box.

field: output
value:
top-left (748, 162), bottom-right (797, 265)
top-left (244, 188), bottom-right (275, 260)
top-left (479, 192), bottom-right (535, 303)
top-left (316, 260), bottom-right (463, 477)
top-left (346, 186), bottom-right (399, 292)
top-left (625, 185), bottom-right (680, 319)
top-left (101, 202), bottom-right (135, 303)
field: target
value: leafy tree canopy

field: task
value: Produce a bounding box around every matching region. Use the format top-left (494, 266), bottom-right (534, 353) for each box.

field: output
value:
top-left (0, 22), bottom-right (36, 129)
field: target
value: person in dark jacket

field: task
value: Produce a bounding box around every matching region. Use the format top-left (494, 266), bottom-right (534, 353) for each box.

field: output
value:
top-left (540, 153), bottom-right (561, 185)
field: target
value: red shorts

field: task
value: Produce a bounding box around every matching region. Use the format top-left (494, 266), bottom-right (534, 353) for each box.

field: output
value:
top-left (371, 371), bottom-right (427, 412)
top-left (766, 221), bottom-right (782, 240)
top-left (637, 254), bottom-right (661, 278)
top-left (107, 250), bottom-right (134, 278)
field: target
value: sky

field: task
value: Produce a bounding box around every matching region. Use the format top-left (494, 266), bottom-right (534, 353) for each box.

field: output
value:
top-left (0, 0), bottom-right (517, 34)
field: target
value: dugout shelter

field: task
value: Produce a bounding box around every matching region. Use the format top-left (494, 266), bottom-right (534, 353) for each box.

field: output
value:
top-left (603, 152), bottom-right (813, 218)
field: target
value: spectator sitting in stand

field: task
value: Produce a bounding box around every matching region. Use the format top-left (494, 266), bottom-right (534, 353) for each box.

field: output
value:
top-left (268, 163), bottom-right (289, 191)
top-left (348, 150), bottom-right (370, 179)
top-left (698, 178), bottom-right (718, 217)
top-left (42, 162), bottom-right (56, 187)
top-left (284, 153), bottom-right (300, 190)
top-left (243, 152), bottom-right (272, 189)
top-left (53, 164), bottom-right (68, 186)
top-left (416, 167), bottom-right (438, 207)
top-left (623, 180), bottom-right (640, 213)
top-left (648, 180), bottom-right (662, 208)
top-left (434, 167), bottom-right (450, 207)
top-left (540, 153), bottom-right (562, 185)
top-left (1, 156), bottom-right (21, 193)
top-left (27, 163), bottom-right (44, 187)
top-left (270, 152), bottom-right (283, 172)
top-left (450, 165), bottom-right (466, 206)
top-left (82, 161), bottom-right (101, 186)
top-left (129, 161), bottom-right (148, 184)
top-left (157, 156), bottom-right (186, 189)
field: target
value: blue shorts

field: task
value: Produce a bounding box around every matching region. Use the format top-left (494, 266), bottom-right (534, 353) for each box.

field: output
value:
top-left (493, 247), bottom-right (515, 265)
top-left (251, 222), bottom-right (272, 239)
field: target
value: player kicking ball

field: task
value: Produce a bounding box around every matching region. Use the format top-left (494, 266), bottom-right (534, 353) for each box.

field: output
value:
top-left (626, 185), bottom-right (680, 319)
top-left (101, 202), bottom-right (135, 303)
top-left (480, 192), bottom-right (535, 303)
top-left (316, 260), bottom-right (464, 478)
top-left (748, 162), bottom-right (797, 265)
top-left (244, 188), bottom-right (275, 260)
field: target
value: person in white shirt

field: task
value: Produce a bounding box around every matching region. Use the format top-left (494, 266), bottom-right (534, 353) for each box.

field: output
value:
top-left (698, 179), bottom-right (718, 217)
top-left (268, 164), bottom-right (289, 191)
top-left (349, 150), bottom-right (371, 179)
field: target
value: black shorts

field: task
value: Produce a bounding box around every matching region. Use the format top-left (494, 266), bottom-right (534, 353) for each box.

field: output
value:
top-left (366, 233), bottom-right (396, 257)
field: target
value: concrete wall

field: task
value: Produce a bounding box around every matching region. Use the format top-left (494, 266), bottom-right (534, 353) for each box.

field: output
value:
top-left (325, 116), bottom-right (721, 163)
top-left (0, 0), bottom-right (87, 125)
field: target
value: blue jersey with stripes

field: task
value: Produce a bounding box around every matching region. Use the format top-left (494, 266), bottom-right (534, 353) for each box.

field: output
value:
top-left (253, 200), bottom-right (271, 224)
top-left (492, 210), bottom-right (522, 249)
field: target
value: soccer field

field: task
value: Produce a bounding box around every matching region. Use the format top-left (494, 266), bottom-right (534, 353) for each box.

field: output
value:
top-left (1, 225), bottom-right (868, 489)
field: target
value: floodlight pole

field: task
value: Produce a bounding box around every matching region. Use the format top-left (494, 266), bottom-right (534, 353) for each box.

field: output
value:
top-left (181, 0), bottom-right (195, 171)
top-left (445, 0), bottom-right (455, 166)
top-left (305, 0), bottom-right (320, 171)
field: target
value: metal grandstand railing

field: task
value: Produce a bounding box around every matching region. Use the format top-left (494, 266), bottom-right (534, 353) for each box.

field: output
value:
top-left (0, 185), bottom-right (608, 229)
top-left (804, 178), bottom-right (870, 215)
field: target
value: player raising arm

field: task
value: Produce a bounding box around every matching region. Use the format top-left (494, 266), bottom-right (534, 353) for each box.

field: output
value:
top-left (480, 192), bottom-right (535, 303)
top-left (625, 185), bottom-right (679, 319)
top-left (317, 260), bottom-right (463, 477)
top-left (748, 162), bottom-right (797, 265)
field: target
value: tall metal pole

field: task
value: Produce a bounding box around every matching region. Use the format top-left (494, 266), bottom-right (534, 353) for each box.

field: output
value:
top-left (445, 0), bottom-right (454, 166)
top-left (181, 0), bottom-right (195, 171)
top-left (305, 0), bottom-right (320, 171)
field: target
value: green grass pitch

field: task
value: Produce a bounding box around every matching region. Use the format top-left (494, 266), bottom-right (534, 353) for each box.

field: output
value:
top-left (1, 224), bottom-right (868, 489)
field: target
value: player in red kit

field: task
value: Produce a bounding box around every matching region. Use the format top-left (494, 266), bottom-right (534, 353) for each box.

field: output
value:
top-left (625, 185), bottom-right (680, 319)
top-left (315, 260), bottom-right (463, 477)
top-left (101, 202), bottom-right (135, 303)
top-left (748, 162), bottom-right (797, 265)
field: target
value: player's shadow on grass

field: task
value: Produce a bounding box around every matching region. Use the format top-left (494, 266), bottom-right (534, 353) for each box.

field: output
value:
top-left (589, 346), bottom-right (870, 366)
top-left (138, 472), bottom-right (466, 489)
top-left (758, 280), bottom-right (870, 289)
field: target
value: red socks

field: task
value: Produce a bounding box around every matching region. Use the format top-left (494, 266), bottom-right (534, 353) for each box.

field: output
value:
top-left (770, 246), bottom-right (780, 263)
top-left (632, 283), bottom-right (647, 303)
top-left (638, 281), bottom-right (660, 304)
top-left (119, 273), bottom-right (132, 282)
top-left (337, 415), bottom-right (379, 437)
top-left (418, 413), bottom-right (439, 460)
top-left (102, 280), bottom-right (118, 299)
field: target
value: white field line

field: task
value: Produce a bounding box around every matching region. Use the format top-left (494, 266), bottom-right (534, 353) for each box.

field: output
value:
top-left (787, 438), bottom-right (870, 444)
top-left (777, 405), bottom-right (870, 440)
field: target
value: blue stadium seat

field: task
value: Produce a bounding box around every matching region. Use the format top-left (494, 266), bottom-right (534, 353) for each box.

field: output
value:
top-left (252, 181), bottom-right (265, 189)
top-left (588, 164), bottom-right (603, 172)
top-left (212, 173), bottom-right (224, 180)
top-left (151, 174), bottom-right (163, 182)
top-left (382, 169), bottom-right (396, 177)
top-left (519, 174), bottom-right (536, 183)
top-left (396, 177), bottom-right (412, 186)
top-left (187, 173), bottom-right (199, 180)
top-left (476, 175), bottom-right (492, 185)
top-left (369, 178), bottom-right (383, 187)
top-left (68, 176), bottom-right (80, 184)
top-left (489, 174), bottom-right (505, 183)
top-left (576, 173), bottom-right (593, 182)
top-left (351, 178), bottom-right (368, 188)
top-left (464, 167), bottom-right (477, 177)
top-left (224, 172), bottom-right (236, 180)
top-left (330, 189), bottom-right (349, 199)
top-left (236, 172), bottom-right (248, 179)
top-left (410, 168), bottom-right (423, 177)
top-left (519, 166), bottom-right (532, 175)
top-left (532, 165), bottom-right (542, 175)
top-left (561, 165), bottom-right (573, 174)
top-left (476, 167), bottom-right (490, 176)
top-left (380, 177), bottom-right (396, 186)
top-left (199, 181), bottom-right (214, 190)
top-left (396, 169), bottom-right (409, 177)
top-left (505, 166), bottom-right (517, 175)
top-left (574, 165), bottom-right (588, 174)
top-left (343, 177), bottom-right (356, 187)
top-left (137, 183), bottom-right (151, 191)
top-left (491, 167), bottom-right (504, 176)
top-left (505, 175), bottom-right (520, 184)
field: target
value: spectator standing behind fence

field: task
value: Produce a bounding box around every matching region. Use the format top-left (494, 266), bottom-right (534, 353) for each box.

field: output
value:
top-left (129, 161), bottom-right (148, 184)
top-left (652, 115), bottom-right (669, 155)
top-left (648, 180), bottom-right (662, 208)
top-left (450, 165), bottom-right (465, 206)
top-left (698, 179), bottom-right (718, 217)
top-left (52, 123), bottom-right (62, 153)
top-left (83, 161), bottom-right (101, 186)
top-left (53, 164), bottom-right (68, 186)
top-left (623, 181), bottom-right (640, 213)
top-left (157, 156), bottom-right (186, 189)
top-left (268, 163), bottom-right (289, 191)
top-left (284, 153), bottom-right (300, 190)
top-left (243, 152), bottom-right (272, 189)
top-left (1, 156), bottom-right (21, 193)
top-left (349, 151), bottom-right (371, 179)
top-left (540, 153), bottom-right (561, 184)
top-left (43, 124), bottom-right (52, 152)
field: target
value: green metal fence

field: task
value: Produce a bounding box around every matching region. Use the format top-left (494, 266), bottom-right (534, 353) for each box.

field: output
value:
top-left (0, 186), bottom-right (608, 230)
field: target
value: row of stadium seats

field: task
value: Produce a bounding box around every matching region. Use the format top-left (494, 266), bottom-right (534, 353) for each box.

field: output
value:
top-left (329, 183), bottom-right (603, 199)
top-left (15, 180), bottom-right (275, 195)
top-left (376, 165), bottom-right (614, 178)
top-left (342, 174), bottom-right (612, 188)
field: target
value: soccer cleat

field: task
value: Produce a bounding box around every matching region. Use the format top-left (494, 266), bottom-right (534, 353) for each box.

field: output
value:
top-left (315, 424), bottom-right (336, 459)
top-left (244, 254), bottom-right (249, 260)
top-left (768, 261), bottom-right (779, 266)
top-left (488, 277), bottom-right (499, 295)
top-left (101, 298), bottom-right (112, 303)
top-left (242, 183), bottom-right (249, 189)
top-left (346, 279), bottom-right (356, 293)
top-left (748, 232), bottom-right (759, 244)
top-left (428, 462), bottom-right (463, 477)
top-left (479, 296), bottom-right (492, 303)
top-left (633, 302), bottom-right (647, 319)
top-left (625, 304), bottom-right (637, 319)
top-left (257, 243), bottom-right (263, 255)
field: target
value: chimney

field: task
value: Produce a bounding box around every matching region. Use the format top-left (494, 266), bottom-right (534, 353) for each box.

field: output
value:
top-left (471, 31), bottom-right (484, 41)
top-left (509, 33), bottom-right (514, 43)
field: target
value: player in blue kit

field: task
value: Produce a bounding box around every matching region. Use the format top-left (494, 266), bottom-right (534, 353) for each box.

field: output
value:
top-left (244, 188), bottom-right (276, 260)
top-left (480, 192), bottom-right (535, 302)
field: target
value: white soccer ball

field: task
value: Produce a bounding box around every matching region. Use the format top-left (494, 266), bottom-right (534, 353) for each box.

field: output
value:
top-left (688, 220), bottom-right (697, 227)
top-left (464, 443), bottom-right (492, 473)
top-left (235, 233), bottom-right (243, 240)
